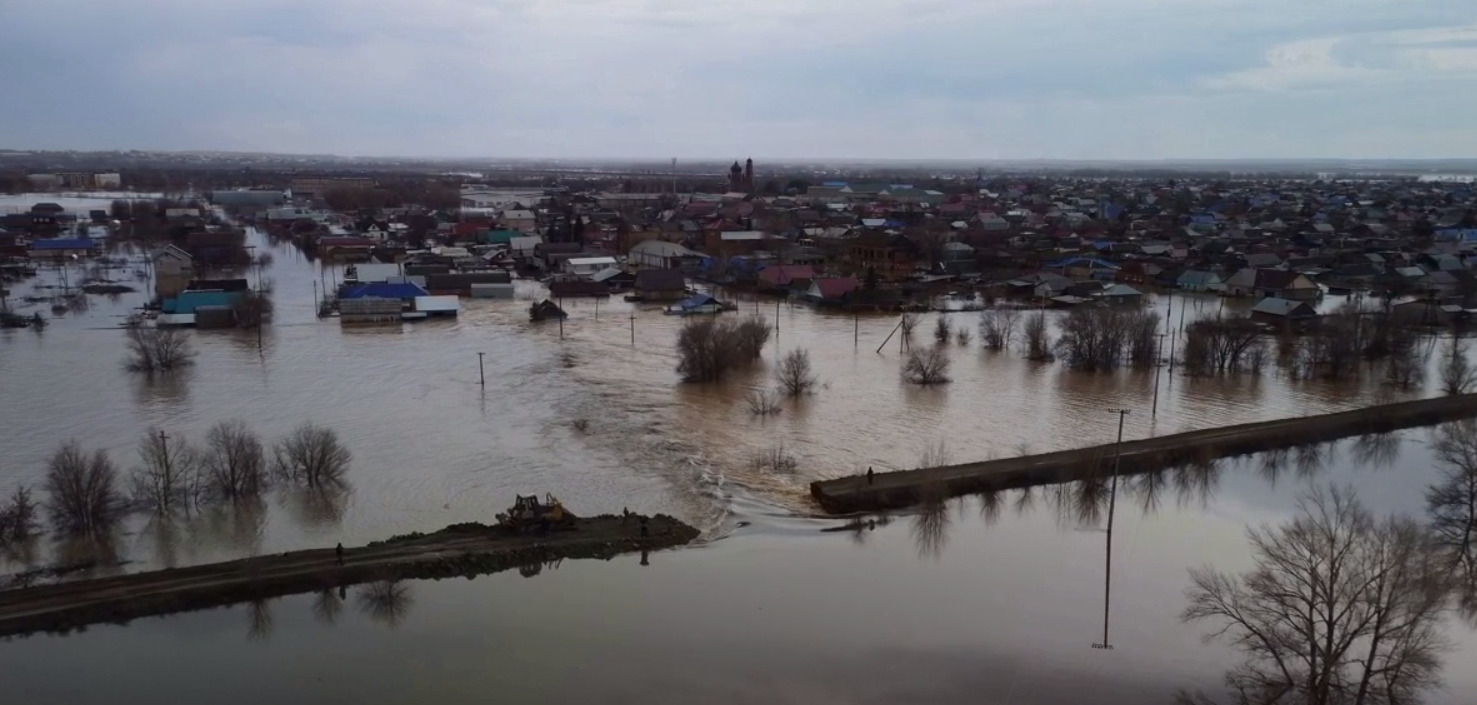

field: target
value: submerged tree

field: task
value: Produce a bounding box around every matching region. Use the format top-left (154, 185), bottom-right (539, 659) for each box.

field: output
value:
top-left (775, 347), bottom-right (817, 397)
top-left (1180, 486), bottom-right (1457, 705)
top-left (0, 486), bottom-right (40, 546)
top-left (933, 315), bottom-right (952, 344)
top-left (1440, 337), bottom-right (1476, 395)
top-left (903, 346), bottom-right (951, 385)
top-left (128, 427), bottom-right (203, 514)
top-left (123, 324), bottom-right (196, 373)
top-left (43, 441), bottom-right (122, 537)
top-left (979, 308), bottom-right (1020, 351)
top-left (1021, 311), bottom-right (1054, 361)
top-left (1182, 318), bottom-right (1266, 376)
top-left (202, 420), bottom-right (267, 500)
top-left (675, 316), bottom-right (770, 383)
top-left (272, 423), bottom-right (352, 490)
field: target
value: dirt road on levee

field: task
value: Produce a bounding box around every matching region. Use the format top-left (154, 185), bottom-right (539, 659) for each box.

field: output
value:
top-left (0, 514), bottom-right (698, 638)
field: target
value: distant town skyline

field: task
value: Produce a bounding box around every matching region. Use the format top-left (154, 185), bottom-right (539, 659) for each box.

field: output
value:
top-left (3, 0), bottom-right (1475, 160)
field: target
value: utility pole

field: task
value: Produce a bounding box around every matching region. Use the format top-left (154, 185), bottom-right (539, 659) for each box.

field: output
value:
top-left (477, 352), bottom-right (485, 387)
top-left (854, 311), bottom-right (859, 349)
top-left (1152, 333), bottom-right (1166, 418)
top-left (158, 429), bottom-right (172, 509)
top-left (594, 297), bottom-right (600, 321)
top-left (1093, 408), bottom-right (1129, 652)
top-left (558, 297), bottom-right (564, 339)
top-left (630, 313), bottom-right (636, 346)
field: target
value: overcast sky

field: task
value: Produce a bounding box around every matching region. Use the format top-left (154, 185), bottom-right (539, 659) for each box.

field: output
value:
top-left (3, 0), bottom-right (1475, 160)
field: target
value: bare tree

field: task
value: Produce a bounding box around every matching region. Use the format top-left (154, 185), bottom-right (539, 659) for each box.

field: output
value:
top-left (273, 423), bottom-right (352, 489)
top-left (128, 427), bottom-right (203, 514)
top-left (750, 444), bottom-right (799, 474)
top-left (232, 291), bottom-right (274, 329)
top-left (743, 388), bottom-right (782, 416)
top-left (955, 327), bottom-right (972, 346)
top-left (1441, 337), bottom-right (1476, 395)
top-left (979, 308), bottom-right (1020, 351)
top-left (1180, 486), bottom-right (1457, 705)
top-left (675, 317), bottom-right (770, 383)
top-left (1022, 311), bottom-right (1054, 361)
top-left (123, 324), bottom-right (196, 373)
top-left (1383, 340), bottom-right (1425, 390)
top-left (0, 486), bottom-right (39, 545)
top-left (732, 315), bottom-right (771, 359)
top-left (916, 439), bottom-right (951, 469)
top-left (933, 315), bottom-right (952, 343)
top-left (1183, 318), bottom-right (1267, 376)
top-left (1055, 307), bottom-right (1160, 371)
top-left (775, 348), bottom-right (817, 397)
top-left (43, 441), bottom-right (122, 536)
top-left (202, 420), bottom-right (267, 500)
top-left (903, 346), bottom-right (952, 385)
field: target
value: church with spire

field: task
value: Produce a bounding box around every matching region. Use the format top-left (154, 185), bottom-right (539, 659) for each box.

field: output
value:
top-left (728, 158), bottom-right (755, 194)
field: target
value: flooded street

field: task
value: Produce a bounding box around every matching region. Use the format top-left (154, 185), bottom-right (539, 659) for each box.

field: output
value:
top-left (2, 194), bottom-right (1474, 702)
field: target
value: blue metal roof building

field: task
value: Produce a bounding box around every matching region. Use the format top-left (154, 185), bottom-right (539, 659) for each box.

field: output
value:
top-left (30, 238), bottom-right (94, 251)
top-left (162, 290), bottom-right (243, 314)
top-left (340, 282), bottom-right (429, 300)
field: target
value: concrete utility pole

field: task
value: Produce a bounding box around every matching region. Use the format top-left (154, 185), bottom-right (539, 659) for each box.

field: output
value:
top-left (1093, 409), bottom-right (1130, 652)
top-left (477, 352), bottom-right (485, 387)
top-left (630, 313), bottom-right (636, 346)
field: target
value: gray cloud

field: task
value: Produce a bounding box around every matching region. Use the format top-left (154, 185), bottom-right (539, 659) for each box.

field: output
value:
top-left (2, 0), bottom-right (1474, 158)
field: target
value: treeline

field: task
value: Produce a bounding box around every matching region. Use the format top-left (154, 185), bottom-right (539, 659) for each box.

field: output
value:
top-left (0, 421), bottom-right (351, 546)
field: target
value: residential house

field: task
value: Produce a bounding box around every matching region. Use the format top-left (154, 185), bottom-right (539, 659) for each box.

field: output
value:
top-left (757, 265), bottom-right (816, 294)
top-left (1250, 297), bottom-right (1318, 325)
top-left (628, 239), bottom-right (705, 270)
top-left (153, 245), bottom-right (194, 298)
top-left (500, 209), bottom-right (538, 233)
top-left (548, 279), bottom-right (610, 297)
top-left (806, 276), bottom-right (862, 305)
top-left (849, 232), bottom-right (917, 280)
top-left (1224, 268), bottom-right (1320, 300)
top-left (1177, 270), bottom-right (1225, 293)
top-left (1100, 283), bottom-right (1145, 305)
top-left (632, 268), bottom-right (689, 301)
top-left (563, 256), bottom-right (619, 278)
top-left (317, 236), bottom-right (375, 263)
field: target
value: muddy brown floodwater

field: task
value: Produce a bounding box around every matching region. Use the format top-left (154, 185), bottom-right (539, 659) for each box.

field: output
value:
top-left (1, 194), bottom-right (1474, 703)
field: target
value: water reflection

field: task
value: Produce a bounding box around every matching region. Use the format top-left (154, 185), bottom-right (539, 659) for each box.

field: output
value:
top-left (1427, 421), bottom-right (1477, 625)
top-left (356, 580), bottom-right (413, 629)
top-left (909, 485), bottom-right (951, 560)
top-left (280, 487), bottom-right (349, 529)
top-left (246, 598), bottom-right (273, 641)
top-left (312, 588), bottom-right (344, 626)
top-left (130, 367), bottom-right (193, 408)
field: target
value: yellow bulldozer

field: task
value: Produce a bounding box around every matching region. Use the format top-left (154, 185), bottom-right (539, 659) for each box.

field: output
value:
top-left (496, 493), bottom-right (576, 533)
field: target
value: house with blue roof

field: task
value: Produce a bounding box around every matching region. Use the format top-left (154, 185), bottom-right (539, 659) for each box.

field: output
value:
top-left (28, 238), bottom-right (95, 259)
top-left (340, 281), bottom-right (429, 301)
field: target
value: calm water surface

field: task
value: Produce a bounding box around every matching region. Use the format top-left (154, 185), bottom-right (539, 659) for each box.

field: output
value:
top-left (1, 195), bottom-right (1472, 702)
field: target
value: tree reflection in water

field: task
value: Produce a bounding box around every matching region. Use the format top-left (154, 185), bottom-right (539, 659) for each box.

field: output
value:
top-left (910, 482), bottom-right (951, 560)
top-left (1179, 486), bottom-right (1457, 705)
top-left (357, 579), bottom-right (413, 629)
top-left (1427, 420), bottom-right (1477, 625)
top-left (1350, 431), bottom-right (1401, 471)
top-left (246, 598), bottom-right (273, 641)
top-left (312, 587), bottom-right (344, 626)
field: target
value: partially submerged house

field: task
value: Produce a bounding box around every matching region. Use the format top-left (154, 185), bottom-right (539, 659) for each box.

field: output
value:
top-left (1225, 268), bottom-right (1321, 300)
top-left (1250, 297), bottom-right (1318, 325)
top-left (806, 276), bottom-right (862, 306)
top-left (632, 269), bottom-right (688, 302)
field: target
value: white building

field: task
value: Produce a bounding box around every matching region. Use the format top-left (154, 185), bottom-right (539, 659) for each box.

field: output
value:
top-left (563, 256), bottom-right (619, 278)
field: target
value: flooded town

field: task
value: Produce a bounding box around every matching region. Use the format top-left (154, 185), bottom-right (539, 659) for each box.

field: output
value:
top-left (5, 1), bottom-right (1477, 702)
top-left (3, 156), bottom-right (1477, 702)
